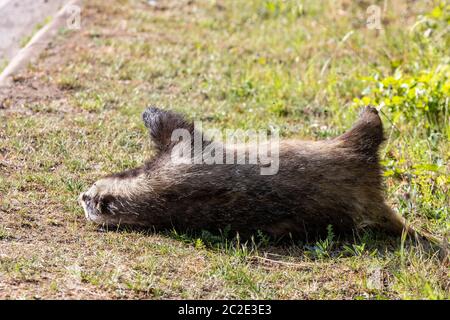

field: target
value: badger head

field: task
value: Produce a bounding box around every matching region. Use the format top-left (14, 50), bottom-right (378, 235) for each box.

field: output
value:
top-left (79, 107), bottom-right (198, 227)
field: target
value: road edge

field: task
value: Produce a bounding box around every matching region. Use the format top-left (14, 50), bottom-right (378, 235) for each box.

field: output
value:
top-left (0, 0), bottom-right (82, 87)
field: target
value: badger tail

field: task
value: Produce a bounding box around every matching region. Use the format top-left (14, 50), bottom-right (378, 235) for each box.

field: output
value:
top-left (336, 106), bottom-right (384, 160)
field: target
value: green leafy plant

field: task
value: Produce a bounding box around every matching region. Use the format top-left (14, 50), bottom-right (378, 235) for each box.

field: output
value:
top-left (304, 225), bottom-right (335, 259)
top-left (353, 3), bottom-right (449, 135)
top-left (343, 243), bottom-right (366, 257)
top-left (353, 65), bottom-right (449, 132)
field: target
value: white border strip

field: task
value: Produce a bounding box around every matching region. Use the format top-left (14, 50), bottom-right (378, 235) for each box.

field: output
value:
top-left (0, 0), bottom-right (82, 87)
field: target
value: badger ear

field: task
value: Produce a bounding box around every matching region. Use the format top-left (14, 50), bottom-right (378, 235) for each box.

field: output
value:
top-left (142, 107), bottom-right (195, 152)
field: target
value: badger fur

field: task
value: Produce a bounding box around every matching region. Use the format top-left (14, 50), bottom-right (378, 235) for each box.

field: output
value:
top-left (79, 106), bottom-right (410, 239)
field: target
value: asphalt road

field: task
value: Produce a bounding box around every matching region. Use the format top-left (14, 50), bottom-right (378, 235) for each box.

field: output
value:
top-left (0, 0), bottom-right (67, 63)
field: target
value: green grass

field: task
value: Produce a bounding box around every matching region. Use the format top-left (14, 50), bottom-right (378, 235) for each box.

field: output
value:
top-left (0, 58), bottom-right (8, 73)
top-left (19, 16), bottom-right (53, 48)
top-left (0, 0), bottom-right (448, 299)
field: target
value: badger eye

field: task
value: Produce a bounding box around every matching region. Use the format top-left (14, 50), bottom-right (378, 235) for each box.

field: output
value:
top-left (98, 195), bottom-right (115, 214)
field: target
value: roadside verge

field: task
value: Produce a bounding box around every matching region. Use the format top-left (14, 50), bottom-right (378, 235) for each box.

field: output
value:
top-left (0, 0), bottom-right (82, 87)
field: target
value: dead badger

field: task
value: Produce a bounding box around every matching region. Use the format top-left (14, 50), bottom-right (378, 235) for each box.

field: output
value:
top-left (79, 106), bottom-right (411, 239)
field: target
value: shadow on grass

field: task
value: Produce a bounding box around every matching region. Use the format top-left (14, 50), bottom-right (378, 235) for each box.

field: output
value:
top-left (93, 223), bottom-right (443, 263)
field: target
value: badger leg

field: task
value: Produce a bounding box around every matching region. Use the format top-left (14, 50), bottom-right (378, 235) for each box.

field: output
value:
top-left (337, 107), bottom-right (443, 247)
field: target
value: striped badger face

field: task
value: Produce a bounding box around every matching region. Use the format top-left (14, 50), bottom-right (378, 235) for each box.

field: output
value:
top-left (79, 107), bottom-right (195, 228)
top-left (80, 179), bottom-right (117, 225)
top-left (79, 173), bottom-right (148, 226)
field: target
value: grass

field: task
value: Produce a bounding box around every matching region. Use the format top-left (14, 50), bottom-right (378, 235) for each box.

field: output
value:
top-left (0, 59), bottom-right (8, 73)
top-left (0, 0), bottom-right (448, 299)
top-left (19, 16), bottom-right (53, 48)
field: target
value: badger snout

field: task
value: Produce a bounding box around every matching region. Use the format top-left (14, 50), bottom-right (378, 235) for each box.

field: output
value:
top-left (79, 180), bottom-right (124, 227)
top-left (79, 184), bottom-right (103, 222)
top-left (79, 191), bottom-right (96, 220)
